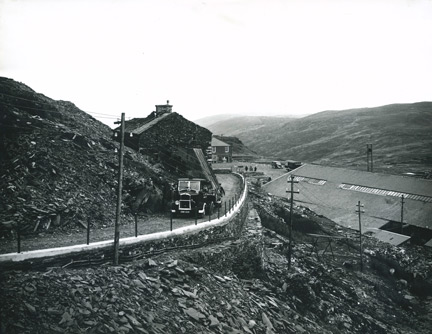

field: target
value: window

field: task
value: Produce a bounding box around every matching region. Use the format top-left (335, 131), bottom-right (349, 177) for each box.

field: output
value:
top-left (225, 146), bottom-right (229, 153)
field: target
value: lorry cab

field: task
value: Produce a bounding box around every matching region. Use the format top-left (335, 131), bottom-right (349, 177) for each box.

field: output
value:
top-left (285, 160), bottom-right (302, 171)
top-left (171, 178), bottom-right (221, 217)
top-left (272, 161), bottom-right (283, 169)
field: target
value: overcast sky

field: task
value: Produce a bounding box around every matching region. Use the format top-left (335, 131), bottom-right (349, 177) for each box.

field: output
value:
top-left (1, 0), bottom-right (431, 127)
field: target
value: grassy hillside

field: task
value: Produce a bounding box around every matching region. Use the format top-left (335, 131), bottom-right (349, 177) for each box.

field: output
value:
top-left (198, 115), bottom-right (295, 137)
top-left (202, 103), bottom-right (432, 175)
top-left (193, 114), bottom-right (241, 128)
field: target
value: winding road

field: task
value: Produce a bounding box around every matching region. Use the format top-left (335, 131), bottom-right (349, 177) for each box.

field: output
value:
top-left (0, 174), bottom-right (243, 255)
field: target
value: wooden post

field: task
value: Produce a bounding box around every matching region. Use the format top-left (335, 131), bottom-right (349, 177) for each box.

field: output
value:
top-left (113, 113), bottom-right (125, 265)
top-left (195, 207), bottom-right (198, 225)
top-left (229, 199), bottom-right (231, 213)
top-left (170, 211), bottom-right (173, 231)
top-left (17, 220), bottom-right (21, 253)
top-left (135, 213), bottom-right (138, 237)
top-left (401, 195), bottom-right (405, 234)
top-left (225, 202), bottom-right (227, 216)
top-left (287, 175), bottom-right (299, 270)
top-left (87, 217), bottom-right (90, 245)
top-left (356, 201), bottom-right (365, 271)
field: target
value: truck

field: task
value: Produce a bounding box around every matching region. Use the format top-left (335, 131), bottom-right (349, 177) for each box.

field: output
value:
top-left (285, 160), bottom-right (302, 171)
top-left (171, 178), bottom-right (222, 217)
top-left (272, 161), bottom-right (283, 169)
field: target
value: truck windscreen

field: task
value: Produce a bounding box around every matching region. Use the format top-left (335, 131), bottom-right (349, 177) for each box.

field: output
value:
top-left (178, 181), bottom-right (201, 192)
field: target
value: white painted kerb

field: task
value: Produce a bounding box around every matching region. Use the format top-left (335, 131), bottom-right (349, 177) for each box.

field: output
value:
top-left (0, 174), bottom-right (247, 263)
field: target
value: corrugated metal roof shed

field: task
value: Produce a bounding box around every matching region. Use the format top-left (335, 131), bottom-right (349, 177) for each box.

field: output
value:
top-left (263, 164), bottom-right (432, 233)
top-left (368, 229), bottom-right (411, 246)
top-left (293, 164), bottom-right (432, 197)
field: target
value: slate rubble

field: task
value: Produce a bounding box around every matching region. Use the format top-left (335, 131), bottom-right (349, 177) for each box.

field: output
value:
top-left (2, 199), bottom-right (432, 334)
top-left (2, 78), bottom-right (432, 333)
top-left (0, 77), bottom-right (174, 238)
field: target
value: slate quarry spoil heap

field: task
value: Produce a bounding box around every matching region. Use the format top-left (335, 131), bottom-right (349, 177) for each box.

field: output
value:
top-left (0, 77), bottom-right (166, 238)
top-left (2, 196), bottom-right (432, 333)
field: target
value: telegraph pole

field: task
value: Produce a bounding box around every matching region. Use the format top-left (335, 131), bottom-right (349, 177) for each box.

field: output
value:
top-left (356, 201), bottom-right (365, 271)
top-left (401, 195), bottom-right (405, 234)
top-left (366, 144), bottom-right (373, 172)
top-left (113, 113), bottom-right (125, 265)
top-left (288, 175), bottom-right (299, 269)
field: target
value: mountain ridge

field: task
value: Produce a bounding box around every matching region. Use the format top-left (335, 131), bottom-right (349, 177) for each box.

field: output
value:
top-left (199, 102), bottom-right (432, 175)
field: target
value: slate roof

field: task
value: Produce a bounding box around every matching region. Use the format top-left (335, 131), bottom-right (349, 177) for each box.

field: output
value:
top-left (122, 113), bottom-right (172, 135)
top-left (263, 164), bottom-right (432, 234)
top-left (211, 137), bottom-right (230, 147)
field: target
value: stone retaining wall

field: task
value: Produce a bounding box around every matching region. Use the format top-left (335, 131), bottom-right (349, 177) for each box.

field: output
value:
top-left (0, 174), bottom-right (249, 270)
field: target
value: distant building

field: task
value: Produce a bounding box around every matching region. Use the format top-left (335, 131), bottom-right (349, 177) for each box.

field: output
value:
top-left (211, 137), bottom-right (232, 163)
top-left (113, 101), bottom-right (212, 173)
top-left (213, 135), bottom-right (258, 162)
top-left (263, 164), bottom-right (432, 246)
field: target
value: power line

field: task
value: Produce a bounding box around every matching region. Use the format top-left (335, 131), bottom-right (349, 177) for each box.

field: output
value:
top-left (0, 100), bottom-right (120, 120)
top-left (0, 92), bottom-right (121, 118)
top-left (2, 95), bottom-right (213, 176)
top-left (0, 91), bottom-right (56, 105)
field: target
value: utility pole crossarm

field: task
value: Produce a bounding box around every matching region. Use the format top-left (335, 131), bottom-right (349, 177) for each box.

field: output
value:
top-left (355, 201), bottom-right (365, 271)
top-left (401, 195), bottom-right (405, 234)
top-left (113, 113), bottom-right (125, 265)
top-left (287, 175), bottom-right (299, 270)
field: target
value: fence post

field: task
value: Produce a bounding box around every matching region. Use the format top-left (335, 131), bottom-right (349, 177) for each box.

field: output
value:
top-left (135, 213), bottom-right (138, 237)
top-left (114, 231), bottom-right (120, 265)
top-left (229, 199), bottom-right (231, 213)
top-left (195, 207), bottom-right (198, 225)
top-left (87, 217), bottom-right (90, 245)
top-left (208, 207), bottom-right (211, 222)
top-left (17, 220), bottom-right (21, 253)
top-left (170, 211), bottom-right (173, 231)
top-left (225, 202), bottom-right (227, 217)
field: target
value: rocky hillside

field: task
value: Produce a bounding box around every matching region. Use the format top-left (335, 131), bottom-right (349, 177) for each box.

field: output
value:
top-left (0, 77), bottom-right (177, 237)
top-left (1, 191), bottom-right (432, 333)
top-left (202, 103), bottom-right (432, 176)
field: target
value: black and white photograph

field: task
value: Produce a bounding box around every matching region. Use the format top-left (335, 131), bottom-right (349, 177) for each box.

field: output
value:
top-left (1, 0), bottom-right (432, 333)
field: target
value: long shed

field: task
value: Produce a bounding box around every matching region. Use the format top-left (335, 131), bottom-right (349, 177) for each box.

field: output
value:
top-left (263, 164), bottom-right (432, 245)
